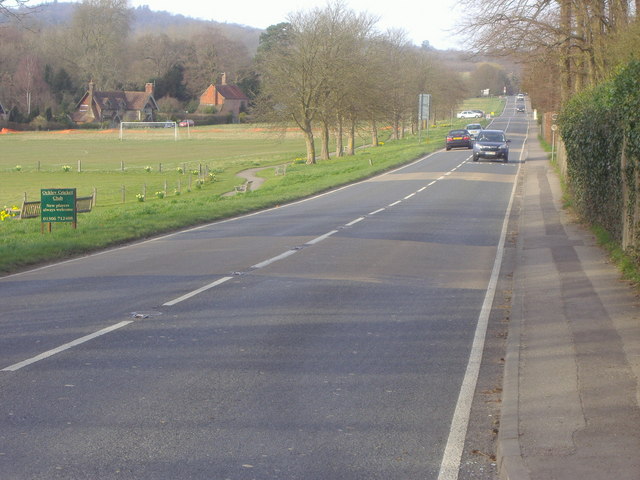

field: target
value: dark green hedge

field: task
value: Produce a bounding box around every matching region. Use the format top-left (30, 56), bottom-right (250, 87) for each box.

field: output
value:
top-left (559, 60), bottom-right (640, 243)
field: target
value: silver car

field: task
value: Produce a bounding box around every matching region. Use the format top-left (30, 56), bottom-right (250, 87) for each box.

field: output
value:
top-left (465, 123), bottom-right (483, 139)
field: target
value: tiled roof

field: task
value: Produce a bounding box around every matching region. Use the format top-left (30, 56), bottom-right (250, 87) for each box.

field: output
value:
top-left (215, 84), bottom-right (248, 100)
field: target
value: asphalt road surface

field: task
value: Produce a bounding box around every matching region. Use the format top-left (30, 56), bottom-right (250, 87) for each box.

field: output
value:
top-left (0, 98), bottom-right (528, 479)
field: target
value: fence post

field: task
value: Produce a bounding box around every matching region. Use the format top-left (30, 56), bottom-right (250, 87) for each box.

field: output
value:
top-left (121, 160), bottom-right (125, 172)
top-left (121, 185), bottom-right (125, 203)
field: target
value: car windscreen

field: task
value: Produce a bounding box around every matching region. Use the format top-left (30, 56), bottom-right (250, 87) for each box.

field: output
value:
top-left (478, 132), bottom-right (505, 142)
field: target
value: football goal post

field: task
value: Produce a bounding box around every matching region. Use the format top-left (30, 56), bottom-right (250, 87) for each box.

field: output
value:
top-left (119, 121), bottom-right (178, 141)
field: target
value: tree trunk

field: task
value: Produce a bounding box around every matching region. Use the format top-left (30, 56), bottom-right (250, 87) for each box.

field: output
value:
top-left (302, 122), bottom-right (316, 164)
top-left (559, 0), bottom-right (574, 102)
top-left (371, 119), bottom-right (379, 147)
top-left (346, 118), bottom-right (356, 155)
top-left (320, 121), bottom-right (330, 160)
top-left (335, 115), bottom-right (344, 157)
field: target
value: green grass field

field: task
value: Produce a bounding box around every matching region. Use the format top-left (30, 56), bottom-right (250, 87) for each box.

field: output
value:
top-left (0, 98), bottom-right (505, 274)
top-left (1, 125), bottom-right (312, 206)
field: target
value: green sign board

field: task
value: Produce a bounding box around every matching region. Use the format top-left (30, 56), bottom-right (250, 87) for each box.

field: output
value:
top-left (41, 188), bottom-right (77, 223)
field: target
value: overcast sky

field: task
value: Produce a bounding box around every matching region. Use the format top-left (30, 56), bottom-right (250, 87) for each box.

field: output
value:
top-left (121, 0), bottom-right (463, 50)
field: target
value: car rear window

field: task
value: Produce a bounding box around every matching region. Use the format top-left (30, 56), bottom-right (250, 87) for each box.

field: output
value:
top-left (478, 132), bottom-right (505, 142)
top-left (466, 124), bottom-right (481, 129)
top-left (449, 130), bottom-right (467, 135)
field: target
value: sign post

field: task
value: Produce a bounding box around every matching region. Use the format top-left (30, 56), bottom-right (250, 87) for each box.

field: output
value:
top-left (41, 188), bottom-right (77, 232)
top-left (418, 94), bottom-right (431, 143)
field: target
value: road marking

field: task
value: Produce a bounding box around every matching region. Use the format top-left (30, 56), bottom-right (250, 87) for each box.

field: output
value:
top-left (306, 230), bottom-right (339, 245)
top-left (437, 120), bottom-right (527, 480)
top-left (404, 193), bottom-right (416, 199)
top-left (163, 276), bottom-right (234, 306)
top-left (345, 217), bottom-right (365, 227)
top-left (368, 208), bottom-right (386, 215)
top-left (251, 251), bottom-right (297, 270)
top-left (2, 321), bottom-right (134, 372)
top-left (388, 200), bottom-right (402, 207)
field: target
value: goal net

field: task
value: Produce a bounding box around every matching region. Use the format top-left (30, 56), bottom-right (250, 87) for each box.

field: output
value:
top-left (119, 121), bottom-right (178, 141)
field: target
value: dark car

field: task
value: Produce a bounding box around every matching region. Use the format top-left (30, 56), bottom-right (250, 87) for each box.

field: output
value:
top-left (472, 129), bottom-right (510, 162)
top-left (446, 129), bottom-right (473, 150)
top-left (516, 105), bottom-right (525, 113)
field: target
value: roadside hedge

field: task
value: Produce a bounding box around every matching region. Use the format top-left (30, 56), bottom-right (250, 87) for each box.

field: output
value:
top-left (559, 60), bottom-right (640, 251)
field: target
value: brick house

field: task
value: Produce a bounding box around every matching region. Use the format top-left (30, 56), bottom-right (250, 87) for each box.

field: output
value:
top-left (71, 82), bottom-right (159, 125)
top-left (199, 73), bottom-right (248, 121)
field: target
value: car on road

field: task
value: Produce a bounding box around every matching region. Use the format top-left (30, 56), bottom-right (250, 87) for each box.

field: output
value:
top-left (457, 110), bottom-right (483, 119)
top-left (472, 129), bottom-right (510, 162)
top-left (179, 119), bottom-right (195, 127)
top-left (446, 129), bottom-right (473, 150)
top-left (465, 123), bottom-right (483, 139)
top-left (516, 105), bottom-right (525, 113)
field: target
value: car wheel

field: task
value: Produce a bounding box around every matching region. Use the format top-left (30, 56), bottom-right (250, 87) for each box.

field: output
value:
top-left (472, 154), bottom-right (479, 162)
top-left (503, 155), bottom-right (509, 163)
top-left (446, 146), bottom-right (451, 151)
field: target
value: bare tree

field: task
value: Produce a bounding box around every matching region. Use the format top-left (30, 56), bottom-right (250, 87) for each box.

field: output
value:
top-left (66, 0), bottom-right (131, 89)
top-left (0, 0), bottom-right (34, 25)
top-left (458, 0), bottom-right (637, 106)
top-left (14, 54), bottom-right (48, 114)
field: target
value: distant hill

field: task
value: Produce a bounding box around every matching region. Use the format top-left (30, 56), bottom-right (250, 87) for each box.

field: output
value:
top-left (24, 1), bottom-right (262, 53)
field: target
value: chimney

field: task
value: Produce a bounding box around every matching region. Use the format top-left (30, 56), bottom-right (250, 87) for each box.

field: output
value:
top-left (145, 82), bottom-right (154, 95)
top-left (221, 73), bottom-right (227, 85)
top-left (86, 80), bottom-right (95, 121)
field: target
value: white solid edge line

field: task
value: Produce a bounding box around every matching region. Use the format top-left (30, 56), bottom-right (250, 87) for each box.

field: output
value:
top-left (2, 320), bottom-right (134, 372)
top-left (436, 124), bottom-right (527, 480)
top-left (163, 276), bottom-right (234, 306)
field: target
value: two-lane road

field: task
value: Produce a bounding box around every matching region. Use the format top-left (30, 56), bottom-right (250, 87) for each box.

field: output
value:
top-left (0, 98), bottom-right (528, 479)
